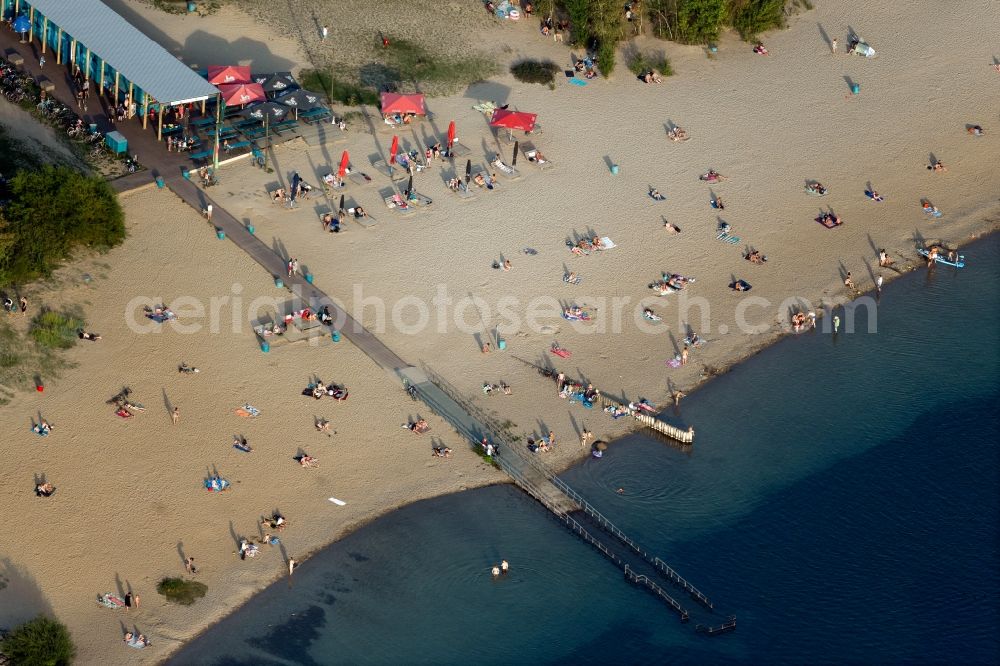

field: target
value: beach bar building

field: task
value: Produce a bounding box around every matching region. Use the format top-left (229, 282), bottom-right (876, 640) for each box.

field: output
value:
top-left (1, 0), bottom-right (219, 140)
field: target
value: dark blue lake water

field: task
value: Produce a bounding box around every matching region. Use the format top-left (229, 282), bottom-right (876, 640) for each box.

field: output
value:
top-left (170, 234), bottom-right (1000, 665)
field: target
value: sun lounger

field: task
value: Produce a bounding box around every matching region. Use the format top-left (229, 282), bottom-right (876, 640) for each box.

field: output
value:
top-left (491, 157), bottom-right (522, 180)
top-left (371, 159), bottom-right (408, 181)
top-left (384, 194), bottom-right (417, 214)
top-left (443, 141), bottom-right (471, 158)
top-left (344, 206), bottom-right (377, 228)
top-left (475, 171), bottom-right (500, 191)
top-left (348, 171), bottom-right (374, 186)
top-left (405, 191), bottom-right (433, 207)
top-left (520, 142), bottom-right (553, 170)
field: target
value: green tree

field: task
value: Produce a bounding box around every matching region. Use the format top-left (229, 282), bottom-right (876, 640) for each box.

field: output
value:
top-left (0, 615), bottom-right (76, 666)
top-left (562, 0), bottom-right (592, 45)
top-left (676, 0), bottom-right (728, 43)
top-left (0, 165), bottom-right (124, 286)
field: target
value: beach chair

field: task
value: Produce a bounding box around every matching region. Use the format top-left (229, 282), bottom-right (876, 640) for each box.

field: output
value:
top-left (521, 142), bottom-right (553, 170)
top-left (347, 170), bottom-right (374, 186)
top-left (405, 191), bottom-right (433, 207)
top-left (491, 156), bottom-right (522, 180)
top-left (346, 206), bottom-right (377, 228)
top-left (384, 193), bottom-right (417, 214)
top-left (371, 158), bottom-right (408, 182)
top-left (475, 171), bottom-right (501, 191)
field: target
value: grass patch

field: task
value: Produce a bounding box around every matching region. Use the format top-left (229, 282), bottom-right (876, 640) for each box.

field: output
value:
top-left (156, 577), bottom-right (208, 605)
top-left (626, 50), bottom-right (674, 77)
top-left (0, 316), bottom-right (75, 405)
top-left (30, 309), bottom-right (84, 350)
top-left (299, 69), bottom-right (379, 107)
top-left (510, 60), bottom-right (560, 85)
top-left (378, 37), bottom-right (498, 93)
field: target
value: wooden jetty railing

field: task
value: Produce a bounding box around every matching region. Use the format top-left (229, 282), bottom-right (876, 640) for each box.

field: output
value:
top-left (595, 393), bottom-right (694, 444)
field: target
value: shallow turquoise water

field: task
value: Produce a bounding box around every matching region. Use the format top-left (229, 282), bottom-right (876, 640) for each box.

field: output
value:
top-left (170, 234), bottom-right (999, 665)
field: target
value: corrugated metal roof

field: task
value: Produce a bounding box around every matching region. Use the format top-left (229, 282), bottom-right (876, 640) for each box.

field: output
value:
top-left (28, 0), bottom-right (219, 104)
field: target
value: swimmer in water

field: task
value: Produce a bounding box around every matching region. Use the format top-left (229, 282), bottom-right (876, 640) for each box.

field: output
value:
top-left (833, 315), bottom-right (841, 333)
top-left (616, 488), bottom-right (625, 495)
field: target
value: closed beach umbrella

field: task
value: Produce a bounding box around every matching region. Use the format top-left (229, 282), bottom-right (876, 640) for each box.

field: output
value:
top-left (338, 194), bottom-right (345, 214)
top-left (447, 120), bottom-right (456, 149)
top-left (338, 151), bottom-right (350, 178)
top-left (465, 159), bottom-right (471, 184)
top-left (389, 135), bottom-right (399, 167)
top-left (406, 174), bottom-right (413, 195)
top-left (512, 141), bottom-right (519, 167)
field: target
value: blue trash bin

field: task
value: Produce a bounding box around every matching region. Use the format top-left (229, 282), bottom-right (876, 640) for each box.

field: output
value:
top-left (332, 330), bottom-right (341, 342)
top-left (274, 277), bottom-right (284, 288)
top-left (610, 164), bottom-right (620, 175)
top-left (261, 341), bottom-right (270, 353)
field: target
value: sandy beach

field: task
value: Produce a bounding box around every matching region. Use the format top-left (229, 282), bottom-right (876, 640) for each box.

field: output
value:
top-left (1, 0), bottom-right (999, 662)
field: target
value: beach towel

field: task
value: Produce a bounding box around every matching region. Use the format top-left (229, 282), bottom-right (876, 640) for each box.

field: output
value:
top-left (98, 593), bottom-right (126, 609)
top-left (550, 346), bottom-right (571, 358)
top-left (599, 237), bottom-right (616, 249)
top-left (205, 476), bottom-right (230, 492)
top-left (126, 637), bottom-right (149, 650)
top-left (32, 424), bottom-right (50, 436)
top-left (329, 497), bottom-right (347, 505)
top-left (235, 404), bottom-right (260, 418)
top-left (666, 358), bottom-right (682, 368)
top-left (717, 231), bottom-right (741, 244)
top-left (569, 79), bottom-right (587, 87)
top-left (472, 101), bottom-right (497, 115)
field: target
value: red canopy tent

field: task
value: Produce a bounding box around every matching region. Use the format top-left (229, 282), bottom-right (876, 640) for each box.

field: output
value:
top-left (490, 109), bottom-right (538, 133)
top-left (207, 65), bottom-right (252, 85)
top-left (380, 92), bottom-right (427, 116)
top-left (218, 83), bottom-right (266, 106)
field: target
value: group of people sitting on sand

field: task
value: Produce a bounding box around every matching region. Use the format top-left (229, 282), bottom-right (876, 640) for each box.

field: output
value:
top-left (482, 381), bottom-right (512, 395)
top-left (35, 481), bottom-right (55, 497)
top-left (569, 236), bottom-right (611, 255)
top-left (790, 311), bottom-right (817, 332)
top-left (805, 181), bottom-right (828, 196)
top-left (639, 70), bottom-right (663, 84)
top-left (432, 445), bottom-right (452, 458)
top-left (323, 172), bottom-right (345, 190)
top-left (753, 42), bottom-right (769, 55)
top-left (574, 56), bottom-right (598, 79)
top-left (305, 381), bottom-right (348, 401)
top-left (298, 454), bottom-right (319, 468)
top-left (261, 512), bottom-right (287, 532)
top-left (878, 249), bottom-right (895, 267)
top-left (745, 249), bottom-right (767, 264)
top-left (473, 172), bottom-right (499, 190)
top-left (446, 177), bottom-right (467, 192)
top-left (817, 212), bottom-right (842, 227)
top-left (927, 159), bottom-right (947, 172)
top-left (526, 435), bottom-right (552, 453)
top-left (406, 418), bottom-right (430, 434)
top-left (384, 112), bottom-right (417, 125)
top-left (32, 419), bottom-right (53, 436)
top-left (666, 126), bottom-right (688, 142)
top-left (650, 273), bottom-right (694, 295)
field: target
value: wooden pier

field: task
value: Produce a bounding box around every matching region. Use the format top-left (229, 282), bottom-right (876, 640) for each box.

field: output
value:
top-left (410, 366), bottom-right (733, 635)
top-left (596, 394), bottom-right (694, 444)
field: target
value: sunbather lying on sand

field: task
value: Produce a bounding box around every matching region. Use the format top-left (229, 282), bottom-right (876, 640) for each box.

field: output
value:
top-left (298, 454), bottom-right (318, 468)
top-left (649, 188), bottom-right (666, 201)
top-left (667, 127), bottom-right (688, 142)
top-left (663, 220), bottom-right (681, 234)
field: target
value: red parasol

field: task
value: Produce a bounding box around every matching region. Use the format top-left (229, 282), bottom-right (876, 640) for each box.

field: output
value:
top-left (389, 135), bottom-right (399, 166)
top-left (380, 92), bottom-right (426, 116)
top-left (489, 109), bottom-right (538, 133)
top-left (338, 151), bottom-right (350, 178)
top-left (207, 65), bottom-right (252, 85)
top-left (218, 83), bottom-right (266, 106)
top-left (447, 121), bottom-right (456, 149)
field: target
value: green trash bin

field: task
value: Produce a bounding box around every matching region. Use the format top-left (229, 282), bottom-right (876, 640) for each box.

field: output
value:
top-left (216, 229), bottom-right (225, 240)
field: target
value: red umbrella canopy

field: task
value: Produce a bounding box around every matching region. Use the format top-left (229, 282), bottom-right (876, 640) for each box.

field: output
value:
top-left (447, 121), bottom-right (456, 148)
top-left (218, 83), bottom-right (266, 106)
top-left (380, 92), bottom-right (426, 116)
top-left (490, 109), bottom-right (537, 133)
top-left (338, 151), bottom-right (350, 178)
top-left (207, 65), bottom-right (252, 85)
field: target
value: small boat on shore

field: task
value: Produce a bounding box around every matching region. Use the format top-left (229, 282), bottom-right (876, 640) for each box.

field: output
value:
top-left (919, 248), bottom-right (965, 268)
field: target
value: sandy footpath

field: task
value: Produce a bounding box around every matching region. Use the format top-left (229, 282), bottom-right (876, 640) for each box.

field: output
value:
top-left (0, 0), bottom-right (999, 662)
